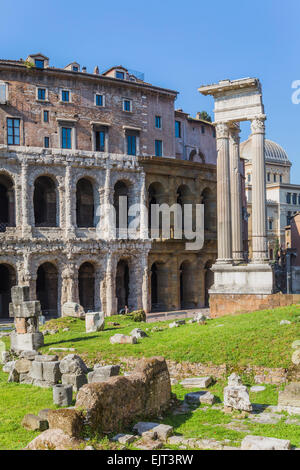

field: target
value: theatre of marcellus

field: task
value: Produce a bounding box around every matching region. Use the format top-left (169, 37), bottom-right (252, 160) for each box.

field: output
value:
top-left (1, 53), bottom-right (297, 319)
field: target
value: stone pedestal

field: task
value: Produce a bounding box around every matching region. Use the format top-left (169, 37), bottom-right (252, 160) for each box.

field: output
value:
top-left (10, 331), bottom-right (44, 353)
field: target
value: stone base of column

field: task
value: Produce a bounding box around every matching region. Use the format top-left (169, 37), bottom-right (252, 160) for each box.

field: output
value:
top-left (209, 263), bottom-right (275, 295)
top-left (209, 292), bottom-right (300, 318)
top-left (22, 225), bottom-right (32, 237)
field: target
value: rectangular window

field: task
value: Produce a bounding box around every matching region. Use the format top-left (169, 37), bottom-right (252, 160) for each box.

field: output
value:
top-left (7, 118), bottom-right (20, 145)
top-left (0, 82), bottom-right (7, 104)
top-left (155, 116), bottom-right (161, 129)
top-left (155, 140), bottom-right (163, 157)
top-left (267, 173), bottom-right (270, 182)
top-left (95, 94), bottom-right (104, 107)
top-left (116, 71), bottom-right (125, 79)
top-left (37, 88), bottom-right (46, 100)
top-left (43, 110), bottom-right (49, 122)
top-left (274, 174), bottom-right (277, 182)
top-left (175, 120), bottom-right (181, 138)
top-left (61, 90), bottom-right (70, 102)
top-left (95, 130), bottom-right (105, 152)
top-left (72, 66), bottom-right (79, 72)
top-left (287, 193), bottom-right (291, 204)
top-left (293, 193), bottom-right (297, 205)
top-left (44, 136), bottom-right (49, 148)
top-left (287, 211), bottom-right (292, 225)
top-left (35, 59), bottom-right (44, 69)
top-left (201, 125), bottom-right (205, 134)
top-left (269, 220), bottom-right (273, 230)
top-left (61, 127), bottom-right (72, 149)
top-left (123, 99), bottom-right (132, 112)
top-left (127, 135), bottom-right (136, 156)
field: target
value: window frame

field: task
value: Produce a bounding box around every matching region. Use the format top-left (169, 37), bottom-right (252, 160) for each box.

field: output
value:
top-left (61, 89), bottom-right (71, 103)
top-left (155, 115), bottom-right (162, 129)
top-left (0, 81), bottom-right (8, 104)
top-left (122, 99), bottom-right (132, 113)
top-left (61, 126), bottom-right (72, 149)
top-left (94, 93), bottom-right (105, 107)
top-left (7, 117), bottom-right (21, 146)
top-left (127, 134), bottom-right (137, 156)
top-left (43, 110), bottom-right (49, 123)
top-left (44, 136), bottom-right (50, 148)
top-left (175, 120), bottom-right (181, 138)
top-left (155, 139), bottom-right (163, 157)
top-left (94, 129), bottom-right (106, 152)
top-left (116, 70), bottom-right (125, 80)
top-left (36, 86), bottom-right (48, 102)
top-left (35, 59), bottom-right (44, 69)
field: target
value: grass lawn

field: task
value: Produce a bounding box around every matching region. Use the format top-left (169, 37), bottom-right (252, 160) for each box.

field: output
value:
top-left (0, 304), bottom-right (300, 450)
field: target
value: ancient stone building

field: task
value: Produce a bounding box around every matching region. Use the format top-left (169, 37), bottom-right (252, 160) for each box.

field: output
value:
top-left (0, 53), bottom-right (217, 318)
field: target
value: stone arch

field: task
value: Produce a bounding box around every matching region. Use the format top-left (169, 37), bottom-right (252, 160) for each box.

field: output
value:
top-left (76, 178), bottom-right (95, 228)
top-left (204, 260), bottom-right (214, 307)
top-left (78, 262), bottom-right (95, 312)
top-left (34, 176), bottom-right (57, 227)
top-left (150, 261), bottom-right (168, 312)
top-left (0, 263), bottom-right (16, 318)
top-left (201, 187), bottom-right (216, 232)
top-left (189, 149), bottom-right (197, 161)
top-left (113, 180), bottom-right (134, 232)
top-left (36, 262), bottom-right (58, 317)
top-left (180, 260), bottom-right (195, 309)
top-left (148, 182), bottom-right (166, 236)
top-left (116, 259), bottom-right (129, 312)
top-left (198, 151), bottom-right (205, 163)
top-left (0, 173), bottom-right (15, 231)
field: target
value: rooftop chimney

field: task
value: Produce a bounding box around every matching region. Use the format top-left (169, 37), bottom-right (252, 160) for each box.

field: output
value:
top-left (93, 66), bottom-right (100, 75)
top-left (82, 66), bottom-right (87, 73)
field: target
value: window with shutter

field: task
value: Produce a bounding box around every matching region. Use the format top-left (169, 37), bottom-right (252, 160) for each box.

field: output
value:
top-left (0, 83), bottom-right (7, 104)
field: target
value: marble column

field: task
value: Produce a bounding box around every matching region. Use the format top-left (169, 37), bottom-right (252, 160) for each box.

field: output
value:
top-left (229, 125), bottom-right (244, 262)
top-left (215, 123), bottom-right (232, 263)
top-left (65, 165), bottom-right (75, 237)
top-left (21, 161), bottom-right (32, 236)
top-left (250, 116), bottom-right (268, 263)
top-left (139, 173), bottom-right (148, 239)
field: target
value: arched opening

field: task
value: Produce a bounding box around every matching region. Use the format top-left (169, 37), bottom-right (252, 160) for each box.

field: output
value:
top-left (34, 176), bottom-right (57, 227)
top-left (204, 261), bottom-right (214, 308)
top-left (0, 174), bottom-right (15, 232)
top-left (177, 184), bottom-right (193, 234)
top-left (199, 151), bottom-right (205, 163)
top-left (116, 259), bottom-right (129, 313)
top-left (201, 187), bottom-right (216, 232)
top-left (36, 262), bottom-right (58, 317)
top-left (180, 261), bottom-right (195, 309)
top-left (150, 261), bottom-right (168, 312)
top-left (189, 149), bottom-right (197, 161)
top-left (0, 264), bottom-right (16, 318)
top-left (114, 181), bottom-right (129, 234)
top-left (79, 262), bottom-right (95, 312)
top-left (76, 178), bottom-right (95, 228)
top-left (148, 182), bottom-right (165, 237)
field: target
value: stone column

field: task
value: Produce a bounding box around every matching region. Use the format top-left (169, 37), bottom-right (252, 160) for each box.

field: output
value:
top-left (250, 116), bottom-right (268, 263)
top-left (229, 125), bottom-right (244, 262)
top-left (141, 253), bottom-right (150, 313)
top-left (21, 161), bottom-right (32, 236)
top-left (140, 173), bottom-right (148, 239)
top-left (106, 253), bottom-right (116, 316)
top-left (65, 165), bottom-right (75, 237)
top-left (215, 123), bottom-right (232, 263)
top-left (103, 166), bottom-right (115, 240)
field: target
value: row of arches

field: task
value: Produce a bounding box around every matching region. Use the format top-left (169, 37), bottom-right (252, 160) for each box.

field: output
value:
top-left (0, 174), bottom-right (216, 233)
top-left (0, 259), bottom-right (214, 318)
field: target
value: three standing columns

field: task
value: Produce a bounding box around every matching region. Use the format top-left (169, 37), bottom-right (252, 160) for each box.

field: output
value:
top-left (215, 116), bottom-right (268, 265)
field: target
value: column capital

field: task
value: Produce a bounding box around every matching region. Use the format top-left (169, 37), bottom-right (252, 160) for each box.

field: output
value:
top-left (215, 122), bottom-right (230, 139)
top-left (250, 115), bottom-right (266, 135)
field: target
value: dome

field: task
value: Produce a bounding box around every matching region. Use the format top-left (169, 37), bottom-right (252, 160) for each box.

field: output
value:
top-left (240, 138), bottom-right (290, 165)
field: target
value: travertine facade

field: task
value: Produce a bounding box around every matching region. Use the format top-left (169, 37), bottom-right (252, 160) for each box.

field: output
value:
top-left (0, 53), bottom-right (217, 318)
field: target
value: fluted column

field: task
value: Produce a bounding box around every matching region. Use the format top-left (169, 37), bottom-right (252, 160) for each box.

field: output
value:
top-left (251, 116), bottom-right (268, 263)
top-left (229, 125), bottom-right (244, 262)
top-left (216, 123), bottom-right (232, 263)
top-left (65, 165), bottom-right (75, 237)
top-left (21, 161), bottom-right (32, 236)
top-left (139, 173), bottom-right (148, 239)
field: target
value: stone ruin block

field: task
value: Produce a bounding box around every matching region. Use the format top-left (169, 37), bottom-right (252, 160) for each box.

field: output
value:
top-left (85, 312), bottom-right (105, 333)
top-left (53, 384), bottom-right (73, 407)
top-left (75, 357), bottom-right (171, 433)
top-left (278, 382), bottom-right (300, 415)
top-left (10, 331), bottom-right (44, 354)
top-left (62, 302), bottom-right (85, 319)
top-left (223, 374), bottom-right (252, 412)
top-left (87, 364), bottom-right (120, 383)
top-left (11, 286), bottom-right (30, 306)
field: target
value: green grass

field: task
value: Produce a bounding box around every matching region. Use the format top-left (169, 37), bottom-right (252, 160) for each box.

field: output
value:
top-left (10, 304), bottom-right (298, 368)
top-left (1, 304), bottom-right (300, 450)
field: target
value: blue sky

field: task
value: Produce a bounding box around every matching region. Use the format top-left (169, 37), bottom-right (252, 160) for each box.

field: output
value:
top-left (1, 0), bottom-right (299, 182)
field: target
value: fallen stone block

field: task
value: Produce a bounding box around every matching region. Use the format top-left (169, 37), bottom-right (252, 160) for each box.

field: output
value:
top-left (278, 382), bottom-right (300, 415)
top-left (250, 413), bottom-right (282, 425)
top-left (180, 376), bottom-right (213, 389)
top-left (292, 350), bottom-right (300, 366)
top-left (1, 351), bottom-right (12, 363)
top-left (48, 409), bottom-right (83, 437)
top-left (19, 373), bottom-right (33, 384)
top-left (42, 361), bottom-right (61, 384)
top-left (185, 391), bottom-right (216, 405)
top-left (38, 409), bottom-right (52, 420)
top-left (53, 384), bottom-right (73, 406)
top-left (228, 373), bottom-right (242, 386)
top-left (59, 354), bottom-right (88, 375)
top-left (87, 365), bottom-right (120, 383)
top-left (10, 331), bottom-right (44, 353)
top-left (22, 414), bottom-right (48, 431)
top-left (133, 422), bottom-right (160, 435)
top-left (250, 385), bottom-right (266, 392)
top-left (15, 358), bottom-right (32, 374)
top-left (130, 328), bottom-right (148, 339)
top-left (62, 373), bottom-right (87, 392)
top-left (20, 350), bottom-right (39, 360)
top-left (112, 434), bottom-right (136, 445)
top-left (25, 428), bottom-right (84, 450)
top-left (151, 424), bottom-right (173, 441)
top-left (30, 360), bottom-right (44, 380)
top-left (35, 354), bottom-right (58, 362)
top-left (3, 361), bottom-right (16, 373)
top-left (62, 302), bottom-right (85, 319)
top-left (109, 334), bottom-right (137, 344)
top-left (8, 368), bottom-right (19, 383)
top-left (224, 385), bottom-right (252, 412)
top-left (241, 435), bottom-right (291, 450)
top-left (85, 312), bottom-right (105, 333)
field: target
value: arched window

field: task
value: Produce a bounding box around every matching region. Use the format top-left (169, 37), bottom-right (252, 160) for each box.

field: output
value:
top-left (76, 178), bottom-right (94, 227)
top-left (0, 174), bottom-right (15, 232)
top-left (34, 176), bottom-right (57, 227)
top-left (79, 262), bottom-right (95, 312)
top-left (36, 262), bottom-right (58, 317)
top-left (0, 264), bottom-right (16, 317)
top-left (116, 260), bottom-right (129, 313)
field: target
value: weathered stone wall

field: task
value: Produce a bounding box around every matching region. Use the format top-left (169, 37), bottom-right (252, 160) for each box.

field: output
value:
top-left (75, 357), bottom-right (172, 433)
